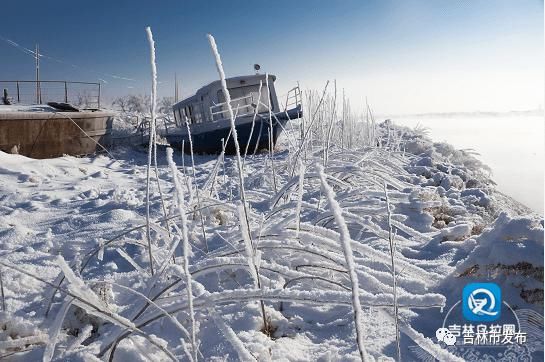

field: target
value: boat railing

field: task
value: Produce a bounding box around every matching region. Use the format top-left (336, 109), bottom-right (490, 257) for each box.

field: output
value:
top-left (0, 80), bottom-right (102, 109)
top-left (208, 85), bottom-right (302, 121)
top-left (110, 113), bottom-right (175, 147)
top-left (282, 86), bottom-right (302, 112)
top-left (209, 94), bottom-right (256, 120)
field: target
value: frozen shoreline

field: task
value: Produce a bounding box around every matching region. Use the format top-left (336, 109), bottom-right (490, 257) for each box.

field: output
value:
top-left (0, 120), bottom-right (542, 361)
top-left (387, 112), bottom-right (544, 214)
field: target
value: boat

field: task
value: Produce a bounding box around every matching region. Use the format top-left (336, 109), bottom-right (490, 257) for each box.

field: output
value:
top-left (165, 73), bottom-right (302, 154)
top-left (0, 81), bottom-right (113, 159)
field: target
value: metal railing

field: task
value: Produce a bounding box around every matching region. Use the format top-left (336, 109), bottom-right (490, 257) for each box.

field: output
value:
top-left (0, 80), bottom-right (101, 109)
top-left (209, 94), bottom-right (257, 120)
top-left (282, 86), bottom-right (302, 111)
top-left (206, 85), bottom-right (302, 122)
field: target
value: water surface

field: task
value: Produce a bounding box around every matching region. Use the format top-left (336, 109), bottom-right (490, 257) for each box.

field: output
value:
top-left (389, 113), bottom-right (544, 214)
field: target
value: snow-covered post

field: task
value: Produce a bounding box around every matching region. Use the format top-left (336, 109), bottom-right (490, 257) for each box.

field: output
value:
top-left (317, 164), bottom-right (370, 362)
top-left (144, 26), bottom-right (157, 275)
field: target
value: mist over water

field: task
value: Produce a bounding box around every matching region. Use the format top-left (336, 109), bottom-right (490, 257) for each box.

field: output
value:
top-left (389, 113), bottom-right (544, 214)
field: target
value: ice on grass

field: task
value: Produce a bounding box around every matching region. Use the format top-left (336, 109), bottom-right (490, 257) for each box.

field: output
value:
top-left (0, 92), bottom-right (541, 361)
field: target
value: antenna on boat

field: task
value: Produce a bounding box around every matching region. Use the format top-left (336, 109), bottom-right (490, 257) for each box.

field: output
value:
top-left (35, 43), bottom-right (41, 104)
top-left (254, 64), bottom-right (260, 74)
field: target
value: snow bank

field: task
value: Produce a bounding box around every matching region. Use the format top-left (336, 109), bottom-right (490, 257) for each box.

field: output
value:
top-left (0, 97), bottom-right (542, 361)
top-left (457, 212), bottom-right (543, 269)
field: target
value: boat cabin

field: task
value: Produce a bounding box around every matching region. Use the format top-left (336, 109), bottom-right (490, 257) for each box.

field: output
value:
top-left (172, 74), bottom-right (279, 126)
top-left (166, 73), bottom-right (301, 154)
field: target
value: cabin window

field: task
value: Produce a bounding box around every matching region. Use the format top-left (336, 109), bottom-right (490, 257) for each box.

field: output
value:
top-left (180, 104), bottom-right (204, 124)
top-left (257, 85), bottom-right (275, 112)
top-left (214, 91), bottom-right (226, 121)
top-left (174, 107), bottom-right (186, 126)
top-left (215, 84), bottom-right (273, 120)
top-left (185, 106), bottom-right (192, 124)
top-left (179, 107), bottom-right (186, 123)
top-left (174, 108), bottom-right (180, 123)
top-left (193, 104), bottom-right (203, 124)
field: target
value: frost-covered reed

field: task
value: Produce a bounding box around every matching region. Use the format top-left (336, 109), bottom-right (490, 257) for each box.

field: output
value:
top-left (144, 26), bottom-right (157, 275)
top-left (0, 33), bottom-right (469, 362)
top-left (243, 79), bottom-right (263, 164)
top-left (295, 160), bottom-right (305, 237)
top-left (166, 147), bottom-right (198, 361)
top-left (0, 268), bottom-right (4, 312)
top-left (317, 164), bottom-right (370, 362)
top-left (184, 122), bottom-right (208, 251)
top-left (207, 33), bottom-right (273, 335)
top-left (206, 34), bottom-right (251, 230)
top-left (384, 182), bottom-right (401, 361)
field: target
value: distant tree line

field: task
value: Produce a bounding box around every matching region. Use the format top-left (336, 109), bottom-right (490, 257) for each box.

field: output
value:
top-left (112, 95), bottom-right (174, 115)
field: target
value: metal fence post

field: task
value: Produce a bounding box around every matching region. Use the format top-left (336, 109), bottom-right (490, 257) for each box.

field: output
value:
top-left (0, 80), bottom-right (101, 106)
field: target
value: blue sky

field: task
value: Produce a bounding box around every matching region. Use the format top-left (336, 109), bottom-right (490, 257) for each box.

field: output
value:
top-left (0, 0), bottom-right (542, 113)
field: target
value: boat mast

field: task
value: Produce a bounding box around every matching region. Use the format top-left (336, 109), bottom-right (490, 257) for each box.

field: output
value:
top-left (35, 43), bottom-right (41, 104)
top-left (174, 72), bottom-right (179, 102)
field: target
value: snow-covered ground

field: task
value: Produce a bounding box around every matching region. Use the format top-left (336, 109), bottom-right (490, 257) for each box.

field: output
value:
top-left (387, 112), bottom-right (544, 214)
top-left (0, 115), bottom-right (542, 361)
